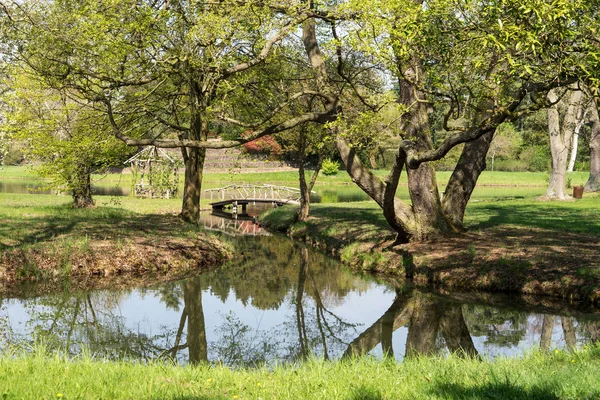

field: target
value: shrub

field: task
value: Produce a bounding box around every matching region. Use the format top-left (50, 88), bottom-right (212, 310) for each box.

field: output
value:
top-left (242, 134), bottom-right (283, 159)
top-left (321, 158), bottom-right (340, 175)
top-left (519, 146), bottom-right (550, 172)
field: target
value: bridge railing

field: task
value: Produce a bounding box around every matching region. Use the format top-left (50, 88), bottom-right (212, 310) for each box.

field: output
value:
top-left (205, 184), bottom-right (304, 203)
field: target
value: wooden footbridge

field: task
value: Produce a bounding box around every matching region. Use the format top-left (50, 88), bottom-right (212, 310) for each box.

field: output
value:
top-left (205, 184), bottom-right (302, 211)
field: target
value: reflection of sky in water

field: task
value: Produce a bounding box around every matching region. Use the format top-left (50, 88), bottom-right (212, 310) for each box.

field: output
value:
top-left (3, 279), bottom-right (599, 365)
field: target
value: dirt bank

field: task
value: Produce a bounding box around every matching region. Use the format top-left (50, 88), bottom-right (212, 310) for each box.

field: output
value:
top-left (261, 205), bottom-right (600, 306)
top-left (0, 232), bottom-right (231, 298)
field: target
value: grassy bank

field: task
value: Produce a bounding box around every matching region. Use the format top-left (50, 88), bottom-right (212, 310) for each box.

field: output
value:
top-left (1, 348), bottom-right (599, 399)
top-left (0, 193), bottom-right (231, 297)
top-left (260, 196), bottom-right (600, 304)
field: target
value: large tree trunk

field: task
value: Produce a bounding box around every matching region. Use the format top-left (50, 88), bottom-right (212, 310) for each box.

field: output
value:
top-left (399, 66), bottom-right (454, 240)
top-left (584, 100), bottom-right (600, 192)
top-left (405, 295), bottom-right (442, 357)
top-left (71, 164), bottom-right (94, 208)
top-left (546, 88), bottom-right (583, 199)
top-left (442, 132), bottom-right (494, 228)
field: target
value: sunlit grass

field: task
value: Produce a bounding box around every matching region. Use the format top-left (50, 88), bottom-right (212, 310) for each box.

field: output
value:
top-left (1, 346), bottom-right (599, 399)
top-left (3, 165), bottom-right (591, 188)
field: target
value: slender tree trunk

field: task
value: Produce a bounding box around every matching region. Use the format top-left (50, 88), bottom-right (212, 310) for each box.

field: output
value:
top-left (546, 88), bottom-right (583, 199)
top-left (297, 128), bottom-right (324, 221)
top-left (295, 246), bottom-right (309, 359)
top-left (585, 100), bottom-right (600, 192)
top-left (568, 106), bottom-right (587, 172)
top-left (342, 291), bottom-right (412, 359)
top-left (72, 164), bottom-right (94, 208)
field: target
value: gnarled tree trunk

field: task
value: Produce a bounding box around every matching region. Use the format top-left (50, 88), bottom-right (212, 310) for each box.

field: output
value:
top-left (399, 71), bottom-right (454, 240)
top-left (584, 100), bottom-right (600, 192)
top-left (442, 132), bottom-right (494, 229)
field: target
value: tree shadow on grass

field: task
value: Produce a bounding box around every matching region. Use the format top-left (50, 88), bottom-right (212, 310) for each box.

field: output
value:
top-left (468, 203), bottom-right (600, 237)
top-left (0, 204), bottom-right (192, 250)
top-left (431, 381), bottom-right (564, 400)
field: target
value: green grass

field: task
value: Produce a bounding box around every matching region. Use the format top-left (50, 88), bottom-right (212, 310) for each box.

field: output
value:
top-left (0, 193), bottom-right (205, 251)
top-left (1, 347), bottom-right (599, 399)
top-left (465, 197), bottom-right (600, 236)
top-left (2, 164), bottom-right (591, 188)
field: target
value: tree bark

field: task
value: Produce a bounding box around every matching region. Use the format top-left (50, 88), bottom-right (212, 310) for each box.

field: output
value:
top-left (567, 105), bottom-right (586, 172)
top-left (405, 295), bottom-right (442, 357)
top-left (179, 77), bottom-right (208, 224)
top-left (442, 132), bottom-right (494, 228)
top-left (180, 147), bottom-right (205, 223)
top-left (297, 129), bottom-right (323, 222)
top-left (71, 164), bottom-right (94, 208)
top-left (546, 88), bottom-right (583, 199)
top-left (561, 317), bottom-right (577, 351)
top-left (584, 99), bottom-right (600, 192)
top-left (398, 65), bottom-right (454, 240)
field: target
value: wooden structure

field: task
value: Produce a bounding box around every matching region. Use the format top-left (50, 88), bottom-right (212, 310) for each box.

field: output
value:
top-left (205, 184), bottom-right (303, 212)
top-left (125, 146), bottom-right (179, 198)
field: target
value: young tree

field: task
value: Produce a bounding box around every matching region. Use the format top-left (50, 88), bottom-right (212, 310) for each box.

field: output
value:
top-left (2, 70), bottom-right (129, 207)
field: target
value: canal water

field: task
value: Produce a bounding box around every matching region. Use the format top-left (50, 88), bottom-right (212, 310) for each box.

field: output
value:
top-left (1, 210), bottom-right (599, 366)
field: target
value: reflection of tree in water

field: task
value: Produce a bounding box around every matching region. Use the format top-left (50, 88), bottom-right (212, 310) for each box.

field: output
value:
top-left (462, 305), bottom-right (527, 347)
top-left (5, 233), bottom-right (600, 365)
top-left (178, 243), bottom-right (361, 366)
top-left (343, 291), bottom-right (478, 359)
top-left (3, 291), bottom-right (170, 360)
top-left (200, 235), bottom-right (370, 310)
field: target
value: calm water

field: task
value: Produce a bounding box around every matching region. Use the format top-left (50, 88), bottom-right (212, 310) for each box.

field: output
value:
top-left (1, 224), bottom-right (599, 366)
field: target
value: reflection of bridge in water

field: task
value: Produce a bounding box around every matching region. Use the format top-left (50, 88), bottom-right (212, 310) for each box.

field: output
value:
top-left (202, 208), bottom-right (269, 236)
top-left (205, 184), bottom-right (302, 212)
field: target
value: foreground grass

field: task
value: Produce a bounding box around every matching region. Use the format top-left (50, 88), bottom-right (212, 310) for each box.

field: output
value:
top-left (1, 348), bottom-right (599, 399)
